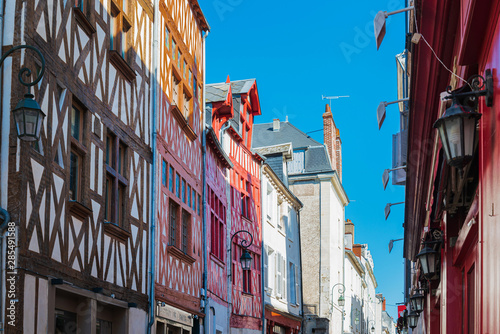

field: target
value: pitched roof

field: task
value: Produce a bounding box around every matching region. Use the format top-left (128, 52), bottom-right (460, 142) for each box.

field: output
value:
top-left (206, 83), bottom-right (229, 103)
top-left (252, 121), bottom-right (333, 174)
top-left (252, 121), bottom-right (322, 150)
top-left (230, 79), bottom-right (256, 94)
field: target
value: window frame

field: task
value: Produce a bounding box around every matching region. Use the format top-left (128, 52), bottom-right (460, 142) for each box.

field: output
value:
top-left (110, 0), bottom-right (132, 60)
top-left (69, 102), bottom-right (88, 204)
top-left (104, 130), bottom-right (129, 229)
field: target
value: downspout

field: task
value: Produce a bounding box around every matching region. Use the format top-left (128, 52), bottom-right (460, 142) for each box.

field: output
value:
top-left (260, 163), bottom-right (265, 334)
top-left (202, 30), bottom-right (209, 334)
top-left (297, 206), bottom-right (304, 333)
top-left (318, 179), bottom-right (322, 317)
top-left (0, 208), bottom-right (10, 332)
top-left (0, 0), bottom-right (8, 330)
top-left (147, 0), bottom-right (159, 331)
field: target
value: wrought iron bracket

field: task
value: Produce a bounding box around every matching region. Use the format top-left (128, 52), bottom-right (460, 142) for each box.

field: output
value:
top-left (231, 230), bottom-right (253, 250)
top-left (443, 69), bottom-right (493, 108)
top-left (0, 45), bottom-right (46, 94)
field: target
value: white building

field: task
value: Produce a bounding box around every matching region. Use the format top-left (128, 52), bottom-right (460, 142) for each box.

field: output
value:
top-left (253, 107), bottom-right (349, 334)
top-left (255, 148), bottom-right (303, 333)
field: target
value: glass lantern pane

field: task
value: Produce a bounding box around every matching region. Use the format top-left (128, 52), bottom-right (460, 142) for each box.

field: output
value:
top-left (24, 109), bottom-right (39, 137)
top-left (427, 251), bottom-right (436, 275)
top-left (14, 110), bottom-right (25, 136)
top-left (438, 125), bottom-right (451, 162)
top-left (463, 116), bottom-right (476, 157)
top-left (35, 113), bottom-right (44, 139)
top-left (445, 117), bottom-right (463, 160)
top-left (420, 255), bottom-right (429, 275)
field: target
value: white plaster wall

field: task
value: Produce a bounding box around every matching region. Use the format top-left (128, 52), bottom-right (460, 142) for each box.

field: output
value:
top-left (344, 257), bottom-right (363, 334)
top-left (208, 298), bottom-right (229, 334)
top-left (262, 173), bottom-right (302, 317)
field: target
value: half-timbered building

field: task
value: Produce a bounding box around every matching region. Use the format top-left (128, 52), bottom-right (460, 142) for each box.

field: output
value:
top-left (206, 77), bottom-right (263, 334)
top-left (1, 0), bottom-right (153, 332)
top-left (153, 0), bottom-right (209, 333)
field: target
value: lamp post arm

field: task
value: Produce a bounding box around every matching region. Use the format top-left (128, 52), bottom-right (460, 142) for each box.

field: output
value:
top-left (330, 282), bottom-right (346, 312)
top-left (0, 45), bottom-right (46, 89)
top-left (230, 230), bottom-right (253, 250)
top-left (384, 98), bottom-right (409, 106)
top-left (385, 6), bottom-right (414, 17)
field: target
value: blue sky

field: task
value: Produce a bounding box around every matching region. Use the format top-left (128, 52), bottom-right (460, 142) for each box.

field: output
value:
top-left (200, 0), bottom-right (408, 319)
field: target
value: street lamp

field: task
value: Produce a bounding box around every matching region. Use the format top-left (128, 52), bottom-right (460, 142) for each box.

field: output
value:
top-left (376, 98), bottom-right (409, 129)
top-left (410, 289), bottom-right (425, 313)
top-left (330, 283), bottom-right (346, 311)
top-left (0, 45), bottom-right (46, 141)
top-left (416, 245), bottom-right (438, 279)
top-left (407, 310), bottom-right (419, 329)
top-left (385, 201), bottom-right (404, 220)
top-left (231, 230), bottom-right (254, 271)
top-left (434, 70), bottom-right (493, 171)
top-left (369, 320), bottom-right (375, 333)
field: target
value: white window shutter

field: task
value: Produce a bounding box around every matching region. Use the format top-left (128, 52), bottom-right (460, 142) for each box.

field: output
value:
top-left (276, 253), bottom-right (282, 297)
top-left (282, 256), bottom-right (286, 299)
top-left (264, 246), bottom-right (268, 289)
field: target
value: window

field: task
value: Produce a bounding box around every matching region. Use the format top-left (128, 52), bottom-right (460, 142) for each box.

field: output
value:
top-left (110, 0), bottom-right (131, 59)
top-left (209, 187), bottom-right (225, 261)
top-left (169, 201), bottom-right (178, 246)
top-left (266, 184), bottom-right (273, 222)
top-left (277, 200), bottom-right (285, 232)
top-left (181, 210), bottom-right (190, 253)
top-left (169, 200), bottom-right (190, 253)
top-left (162, 160), bottom-right (167, 187)
top-left (241, 179), bottom-right (251, 219)
top-left (175, 173), bottom-right (180, 198)
top-left (105, 131), bottom-right (128, 228)
top-left (75, 0), bottom-right (91, 17)
top-left (265, 246), bottom-right (275, 294)
top-left (168, 166), bottom-right (174, 193)
top-left (69, 103), bottom-right (87, 202)
top-left (96, 319), bottom-right (112, 334)
top-left (55, 309), bottom-right (78, 334)
top-left (181, 179), bottom-right (186, 203)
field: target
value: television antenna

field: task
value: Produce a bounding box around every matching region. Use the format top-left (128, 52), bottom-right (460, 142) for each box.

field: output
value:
top-left (322, 95), bottom-right (350, 108)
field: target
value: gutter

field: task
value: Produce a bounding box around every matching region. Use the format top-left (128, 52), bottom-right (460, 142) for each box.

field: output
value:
top-left (147, 0), bottom-right (159, 331)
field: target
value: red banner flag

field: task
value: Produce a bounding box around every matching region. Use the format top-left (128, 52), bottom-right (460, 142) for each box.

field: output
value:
top-left (398, 305), bottom-right (407, 317)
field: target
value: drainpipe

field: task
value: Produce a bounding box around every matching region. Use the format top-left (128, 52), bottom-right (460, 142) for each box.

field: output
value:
top-left (1, 0), bottom-right (8, 330)
top-left (297, 206), bottom-right (304, 333)
top-left (260, 163), bottom-right (265, 334)
top-left (147, 0), bottom-right (159, 331)
top-left (202, 30), bottom-right (209, 334)
top-left (0, 208), bottom-right (10, 332)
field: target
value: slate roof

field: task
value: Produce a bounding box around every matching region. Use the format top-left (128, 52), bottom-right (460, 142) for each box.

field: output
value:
top-left (206, 83), bottom-right (229, 103)
top-left (206, 79), bottom-right (256, 104)
top-left (230, 79), bottom-right (256, 94)
top-left (252, 121), bottom-right (333, 175)
top-left (304, 146), bottom-right (333, 173)
top-left (252, 121), bottom-right (322, 150)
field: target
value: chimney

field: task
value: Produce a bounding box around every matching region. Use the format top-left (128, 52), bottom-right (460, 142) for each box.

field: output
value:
top-left (323, 104), bottom-right (342, 180)
top-left (383, 298), bottom-right (386, 311)
top-left (273, 118), bottom-right (280, 132)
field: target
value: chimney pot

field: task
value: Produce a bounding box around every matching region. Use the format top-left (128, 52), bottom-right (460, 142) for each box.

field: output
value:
top-left (273, 119), bottom-right (280, 132)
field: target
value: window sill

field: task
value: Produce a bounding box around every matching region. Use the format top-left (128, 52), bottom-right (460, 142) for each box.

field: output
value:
top-left (167, 245), bottom-right (195, 264)
top-left (69, 200), bottom-right (93, 220)
top-left (103, 221), bottom-right (130, 242)
top-left (210, 253), bottom-right (225, 268)
top-left (109, 50), bottom-right (136, 82)
top-left (241, 291), bottom-right (253, 297)
top-left (73, 6), bottom-right (96, 35)
top-left (170, 105), bottom-right (197, 141)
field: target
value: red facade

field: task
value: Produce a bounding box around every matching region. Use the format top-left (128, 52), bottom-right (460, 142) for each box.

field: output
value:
top-left (208, 77), bottom-right (263, 331)
top-left (405, 1), bottom-right (500, 333)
